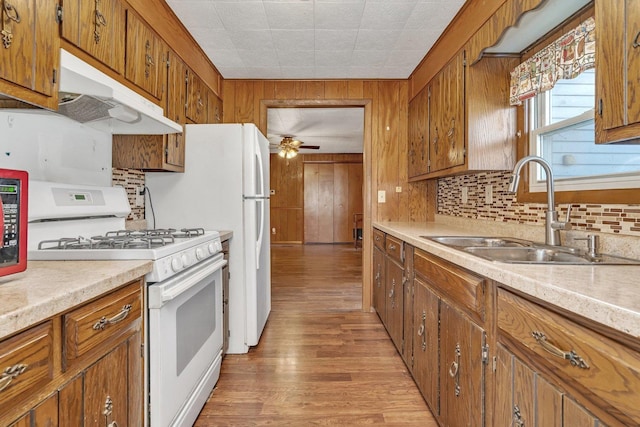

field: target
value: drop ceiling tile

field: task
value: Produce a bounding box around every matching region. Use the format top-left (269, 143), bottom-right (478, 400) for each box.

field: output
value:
top-left (314, 2), bottom-right (365, 30)
top-left (315, 30), bottom-right (358, 51)
top-left (360, 2), bottom-right (416, 30)
top-left (207, 49), bottom-right (245, 68)
top-left (314, 66), bottom-right (351, 79)
top-left (244, 67), bottom-right (284, 79)
top-left (167, 1), bottom-right (224, 29)
top-left (190, 28), bottom-right (235, 50)
top-left (350, 50), bottom-right (390, 67)
top-left (278, 50), bottom-right (315, 67)
top-left (280, 66), bottom-right (317, 79)
top-left (271, 30), bottom-right (314, 51)
top-left (228, 30), bottom-right (275, 50)
top-left (348, 65), bottom-right (382, 78)
top-left (264, 2), bottom-right (314, 30)
top-left (315, 50), bottom-right (353, 67)
top-left (406, 2), bottom-right (463, 30)
top-left (213, 2), bottom-right (269, 30)
top-left (386, 49), bottom-right (430, 67)
top-left (354, 30), bottom-right (401, 50)
top-left (379, 66), bottom-right (413, 78)
top-left (237, 49), bottom-right (280, 67)
top-left (394, 29), bottom-right (441, 50)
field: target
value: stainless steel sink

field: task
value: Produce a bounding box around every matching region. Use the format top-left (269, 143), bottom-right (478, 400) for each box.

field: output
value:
top-left (421, 236), bottom-right (533, 248)
top-left (423, 235), bottom-right (640, 265)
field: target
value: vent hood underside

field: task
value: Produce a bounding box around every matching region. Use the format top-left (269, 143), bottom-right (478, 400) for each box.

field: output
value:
top-left (58, 49), bottom-right (182, 135)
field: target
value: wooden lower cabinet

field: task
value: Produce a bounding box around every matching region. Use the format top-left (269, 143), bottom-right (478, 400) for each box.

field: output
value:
top-left (385, 255), bottom-right (404, 353)
top-left (372, 243), bottom-right (386, 326)
top-left (440, 302), bottom-right (486, 427)
top-left (1, 279), bottom-right (144, 427)
top-left (495, 343), bottom-right (605, 427)
top-left (412, 276), bottom-right (439, 414)
top-left (402, 244), bottom-right (414, 368)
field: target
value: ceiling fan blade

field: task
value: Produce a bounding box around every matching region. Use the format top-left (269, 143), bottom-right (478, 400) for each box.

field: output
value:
top-left (299, 145), bottom-right (320, 149)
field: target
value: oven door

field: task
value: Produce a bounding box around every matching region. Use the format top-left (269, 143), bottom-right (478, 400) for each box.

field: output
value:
top-left (148, 253), bottom-right (226, 427)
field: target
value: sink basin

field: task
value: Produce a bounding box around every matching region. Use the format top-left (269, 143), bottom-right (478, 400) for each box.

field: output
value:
top-left (422, 236), bottom-right (532, 248)
top-left (464, 246), bottom-right (640, 265)
top-left (422, 235), bottom-right (640, 265)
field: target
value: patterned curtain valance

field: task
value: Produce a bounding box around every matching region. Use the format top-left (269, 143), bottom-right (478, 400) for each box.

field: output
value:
top-left (509, 16), bottom-right (596, 106)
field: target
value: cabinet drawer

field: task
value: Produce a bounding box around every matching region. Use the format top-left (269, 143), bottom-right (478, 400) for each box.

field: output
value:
top-left (498, 288), bottom-right (640, 426)
top-left (385, 235), bottom-right (403, 263)
top-left (0, 321), bottom-right (53, 411)
top-left (414, 249), bottom-right (485, 322)
top-left (63, 281), bottom-right (142, 369)
top-left (373, 229), bottom-right (385, 250)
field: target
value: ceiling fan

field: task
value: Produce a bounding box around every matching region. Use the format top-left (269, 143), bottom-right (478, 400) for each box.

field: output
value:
top-left (270, 135), bottom-right (320, 159)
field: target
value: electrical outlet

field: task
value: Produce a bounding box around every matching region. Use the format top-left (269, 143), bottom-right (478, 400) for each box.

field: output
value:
top-left (461, 186), bottom-right (468, 204)
top-left (135, 186), bottom-right (144, 207)
top-left (377, 190), bottom-right (386, 203)
top-left (485, 184), bottom-right (493, 205)
top-left (395, 186), bottom-right (402, 193)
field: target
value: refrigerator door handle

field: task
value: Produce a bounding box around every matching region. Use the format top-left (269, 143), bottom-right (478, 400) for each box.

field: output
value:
top-left (254, 134), bottom-right (266, 269)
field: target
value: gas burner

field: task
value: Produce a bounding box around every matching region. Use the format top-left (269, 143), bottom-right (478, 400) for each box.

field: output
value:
top-left (38, 237), bottom-right (92, 250)
top-left (173, 228), bottom-right (206, 238)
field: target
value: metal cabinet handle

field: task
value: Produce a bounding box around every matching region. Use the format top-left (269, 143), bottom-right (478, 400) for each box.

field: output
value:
top-left (633, 30), bottom-right (640, 48)
top-left (513, 405), bottom-right (525, 427)
top-left (531, 331), bottom-right (589, 369)
top-left (103, 396), bottom-right (119, 427)
top-left (418, 311), bottom-right (427, 351)
top-left (0, 363), bottom-right (28, 393)
top-left (94, 0), bottom-right (107, 43)
top-left (1, 0), bottom-right (21, 49)
top-left (449, 343), bottom-right (461, 396)
top-left (388, 244), bottom-right (396, 251)
top-left (93, 304), bottom-right (132, 331)
top-left (433, 127), bottom-right (439, 154)
top-left (144, 40), bottom-right (154, 78)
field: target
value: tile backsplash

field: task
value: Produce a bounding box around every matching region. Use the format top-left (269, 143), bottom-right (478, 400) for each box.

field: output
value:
top-left (438, 171), bottom-right (640, 237)
top-left (112, 168), bottom-right (145, 222)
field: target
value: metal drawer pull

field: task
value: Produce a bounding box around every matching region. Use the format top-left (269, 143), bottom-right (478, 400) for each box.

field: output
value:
top-left (418, 311), bottom-right (426, 351)
top-left (93, 304), bottom-right (133, 330)
top-left (417, 324), bottom-right (425, 337)
top-left (388, 244), bottom-right (396, 251)
top-left (531, 331), bottom-right (589, 369)
top-left (0, 363), bottom-right (28, 393)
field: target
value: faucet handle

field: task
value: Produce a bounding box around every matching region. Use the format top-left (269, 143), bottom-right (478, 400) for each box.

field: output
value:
top-left (551, 205), bottom-right (572, 231)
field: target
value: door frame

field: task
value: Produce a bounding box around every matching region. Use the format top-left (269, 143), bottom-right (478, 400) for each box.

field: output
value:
top-left (259, 99), bottom-right (373, 312)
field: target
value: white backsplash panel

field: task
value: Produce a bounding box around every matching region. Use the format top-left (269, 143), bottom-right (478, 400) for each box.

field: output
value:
top-left (0, 111), bottom-right (111, 186)
top-left (438, 171), bottom-right (640, 237)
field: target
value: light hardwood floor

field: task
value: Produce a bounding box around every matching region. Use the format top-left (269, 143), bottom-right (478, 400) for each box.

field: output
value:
top-left (194, 244), bottom-right (437, 426)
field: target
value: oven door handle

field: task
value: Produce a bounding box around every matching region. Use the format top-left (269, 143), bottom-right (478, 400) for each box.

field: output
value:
top-left (160, 256), bottom-right (227, 303)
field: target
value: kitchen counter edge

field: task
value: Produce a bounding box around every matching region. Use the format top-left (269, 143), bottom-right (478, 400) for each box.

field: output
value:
top-left (374, 221), bottom-right (640, 339)
top-left (0, 260), bottom-right (153, 339)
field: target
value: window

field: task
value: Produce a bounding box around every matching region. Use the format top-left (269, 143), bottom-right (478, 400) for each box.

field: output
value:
top-left (528, 68), bottom-right (640, 193)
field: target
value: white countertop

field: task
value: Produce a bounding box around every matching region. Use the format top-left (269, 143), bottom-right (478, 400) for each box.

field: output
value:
top-left (375, 221), bottom-right (640, 339)
top-left (0, 260), bottom-right (152, 339)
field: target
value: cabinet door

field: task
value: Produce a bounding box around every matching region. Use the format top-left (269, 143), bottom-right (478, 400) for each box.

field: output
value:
top-left (385, 257), bottom-right (404, 352)
top-left (408, 86), bottom-right (429, 178)
top-left (412, 276), bottom-right (439, 414)
top-left (125, 11), bottom-right (164, 100)
top-left (208, 90), bottom-right (223, 123)
top-left (595, 0), bottom-right (640, 143)
top-left (402, 245), bottom-right (414, 368)
top-left (9, 392), bottom-right (58, 427)
top-left (84, 339), bottom-right (129, 427)
top-left (0, 0), bottom-right (58, 104)
top-left (186, 69), bottom-right (206, 123)
top-left (440, 301), bottom-right (484, 427)
top-left (429, 51), bottom-right (465, 172)
top-left (60, 0), bottom-right (125, 73)
top-left (373, 245), bottom-right (386, 324)
top-left (165, 50), bottom-right (187, 168)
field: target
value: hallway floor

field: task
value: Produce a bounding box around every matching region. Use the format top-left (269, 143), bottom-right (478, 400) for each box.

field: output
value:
top-left (194, 244), bottom-right (437, 426)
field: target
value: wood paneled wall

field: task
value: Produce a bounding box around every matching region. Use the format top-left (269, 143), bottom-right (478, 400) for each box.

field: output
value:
top-left (224, 79), bottom-right (436, 311)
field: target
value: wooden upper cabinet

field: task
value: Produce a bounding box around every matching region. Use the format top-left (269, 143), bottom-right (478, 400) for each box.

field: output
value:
top-left (595, 0), bottom-right (640, 143)
top-left (428, 50), bottom-right (465, 174)
top-left (186, 68), bottom-right (206, 123)
top-left (408, 86), bottom-right (429, 178)
top-left (207, 90), bottom-right (223, 123)
top-left (125, 10), bottom-right (164, 100)
top-left (0, 0), bottom-right (59, 109)
top-left (60, 0), bottom-right (125, 73)
top-left (165, 50), bottom-right (187, 169)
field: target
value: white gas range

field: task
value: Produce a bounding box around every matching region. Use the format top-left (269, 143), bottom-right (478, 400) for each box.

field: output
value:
top-left (28, 181), bottom-right (225, 427)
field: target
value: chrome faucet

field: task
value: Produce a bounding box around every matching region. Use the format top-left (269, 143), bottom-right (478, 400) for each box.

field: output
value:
top-left (507, 156), bottom-right (571, 246)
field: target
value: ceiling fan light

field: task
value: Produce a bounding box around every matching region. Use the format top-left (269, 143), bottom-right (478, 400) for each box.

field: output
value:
top-left (286, 149), bottom-right (298, 159)
top-left (278, 149), bottom-right (286, 158)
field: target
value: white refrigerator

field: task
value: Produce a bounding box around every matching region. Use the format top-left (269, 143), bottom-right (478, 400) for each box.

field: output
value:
top-left (145, 123), bottom-right (271, 354)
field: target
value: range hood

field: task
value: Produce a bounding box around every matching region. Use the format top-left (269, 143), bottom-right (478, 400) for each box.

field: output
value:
top-left (58, 49), bottom-right (182, 135)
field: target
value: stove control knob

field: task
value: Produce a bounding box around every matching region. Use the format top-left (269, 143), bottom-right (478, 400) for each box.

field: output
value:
top-left (196, 247), bottom-right (205, 260)
top-left (171, 257), bottom-right (182, 272)
top-left (208, 243), bottom-right (217, 254)
top-left (181, 253), bottom-right (191, 267)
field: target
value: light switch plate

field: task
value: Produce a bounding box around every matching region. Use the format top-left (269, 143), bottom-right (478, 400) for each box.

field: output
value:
top-left (377, 190), bottom-right (386, 203)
